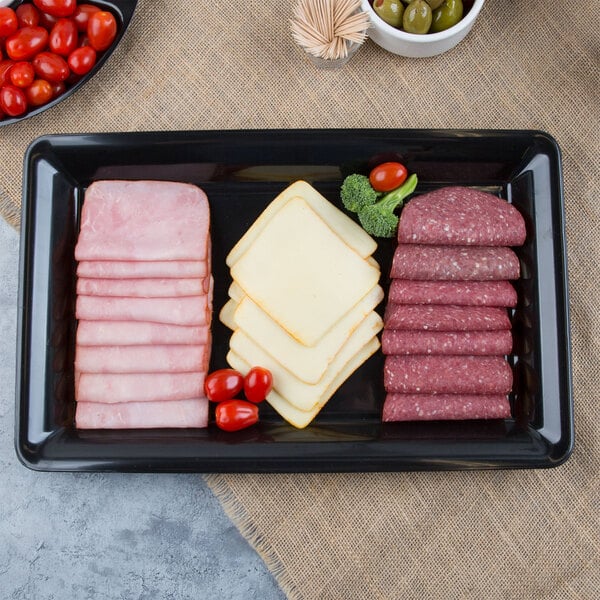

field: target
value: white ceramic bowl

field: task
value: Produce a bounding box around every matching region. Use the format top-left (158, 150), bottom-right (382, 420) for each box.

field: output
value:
top-left (361, 0), bottom-right (485, 57)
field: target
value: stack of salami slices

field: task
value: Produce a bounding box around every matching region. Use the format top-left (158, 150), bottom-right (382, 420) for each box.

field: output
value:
top-left (73, 180), bottom-right (213, 429)
top-left (382, 186), bottom-right (526, 422)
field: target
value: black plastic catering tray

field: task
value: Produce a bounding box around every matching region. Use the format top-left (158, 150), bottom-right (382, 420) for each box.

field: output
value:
top-left (15, 129), bottom-right (573, 472)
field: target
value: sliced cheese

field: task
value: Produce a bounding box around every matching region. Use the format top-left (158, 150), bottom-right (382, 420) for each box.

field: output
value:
top-left (229, 312), bottom-right (382, 411)
top-left (231, 197), bottom-right (380, 346)
top-left (219, 298), bottom-right (237, 330)
top-left (228, 281), bottom-right (245, 303)
top-left (231, 286), bottom-right (384, 383)
top-left (225, 180), bottom-right (377, 266)
top-left (227, 337), bottom-right (380, 428)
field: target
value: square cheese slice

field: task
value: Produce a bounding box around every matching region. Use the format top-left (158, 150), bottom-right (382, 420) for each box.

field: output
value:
top-left (231, 197), bottom-right (380, 346)
top-left (229, 312), bottom-right (382, 411)
top-left (229, 285), bottom-right (384, 383)
top-left (225, 180), bottom-right (377, 266)
top-left (227, 336), bottom-right (380, 429)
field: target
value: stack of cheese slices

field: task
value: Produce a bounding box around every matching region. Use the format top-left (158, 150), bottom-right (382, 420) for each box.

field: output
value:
top-left (220, 181), bottom-right (384, 428)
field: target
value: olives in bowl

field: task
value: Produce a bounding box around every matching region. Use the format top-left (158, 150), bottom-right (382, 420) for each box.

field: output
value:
top-left (362, 0), bottom-right (485, 57)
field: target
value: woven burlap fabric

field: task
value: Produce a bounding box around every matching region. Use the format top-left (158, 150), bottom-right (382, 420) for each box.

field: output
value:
top-left (1, 0), bottom-right (598, 598)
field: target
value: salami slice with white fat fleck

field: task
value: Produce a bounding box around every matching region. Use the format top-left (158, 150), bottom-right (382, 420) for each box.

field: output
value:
top-left (384, 355), bottom-right (513, 394)
top-left (391, 244), bottom-right (520, 280)
top-left (384, 304), bottom-right (511, 331)
top-left (398, 186), bottom-right (526, 246)
top-left (388, 279), bottom-right (517, 307)
top-left (382, 330), bottom-right (513, 355)
top-left (382, 393), bottom-right (511, 421)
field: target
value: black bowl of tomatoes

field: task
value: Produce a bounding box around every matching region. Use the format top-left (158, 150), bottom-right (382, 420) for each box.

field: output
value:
top-left (0, 0), bottom-right (137, 126)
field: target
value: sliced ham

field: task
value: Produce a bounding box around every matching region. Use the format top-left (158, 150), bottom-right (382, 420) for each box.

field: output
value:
top-left (383, 393), bottom-right (511, 421)
top-left (76, 320), bottom-right (209, 346)
top-left (388, 280), bottom-right (517, 307)
top-left (384, 355), bottom-right (513, 394)
top-left (76, 295), bottom-right (210, 326)
top-left (77, 260), bottom-right (208, 279)
top-left (75, 398), bottom-right (208, 429)
top-left (384, 304), bottom-right (511, 331)
top-left (77, 277), bottom-right (206, 298)
top-left (391, 244), bottom-right (520, 280)
top-left (398, 186), bottom-right (526, 246)
top-left (75, 345), bottom-right (208, 373)
top-left (382, 330), bottom-right (513, 356)
top-left (76, 372), bottom-right (206, 403)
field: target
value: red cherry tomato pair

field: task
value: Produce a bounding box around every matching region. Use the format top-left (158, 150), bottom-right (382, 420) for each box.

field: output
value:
top-left (205, 366), bottom-right (273, 432)
top-left (369, 161), bottom-right (408, 193)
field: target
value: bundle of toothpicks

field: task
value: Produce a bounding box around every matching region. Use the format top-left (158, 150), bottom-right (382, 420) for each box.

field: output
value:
top-left (291, 0), bottom-right (370, 61)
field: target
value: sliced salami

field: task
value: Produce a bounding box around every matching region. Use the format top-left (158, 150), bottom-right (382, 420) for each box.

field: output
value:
top-left (398, 186), bottom-right (526, 246)
top-left (382, 330), bottom-right (513, 355)
top-left (77, 260), bottom-right (208, 279)
top-left (384, 304), bottom-right (511, 331)
top-left (384, 355), bottom-right (513, 394)
top-left (391, 244), bottom-right (520, 280)
top-left (383, 393), bottom-right (511, 421)
top-left (388, 279), bottom-right (517, 307)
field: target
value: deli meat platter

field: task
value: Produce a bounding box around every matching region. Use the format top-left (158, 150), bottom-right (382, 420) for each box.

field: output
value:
top-left (15, 129), bottom-right (573, 472)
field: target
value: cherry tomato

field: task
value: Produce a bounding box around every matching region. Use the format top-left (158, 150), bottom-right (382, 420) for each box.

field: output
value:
top-left (33, 51), bottom-right (70, 82)
top-left (204, 368), bottom-right (244, 402)
top-left (16, 4), bottom-right (41, 28)
top-left (369, 162), bottom-right (408, 193)
top-left (87, 10), bottom-right (117, 51)
top-left (9, 61), bottom-right (35, 88)
top-left (73, 3), bottom-right (100, 32)
top-left (67, 44), bottom-right (96, 75)
top-left (33, 0), bottom-right (77, 18)
top-left (5, 26), bottom-right (49, 61)
top-left (0, 60), bottom-right (14, 86)
top-left (49, 79), bottom-right (65, 98)
top-left (25, 78), bottom-right (53, 106)
top-left (243, 366), bottom-right (273, 403)
top-left (0, 84), bottom-right (28, 117)
top-left (215, 399), bottom-right (259, 432)
top-left (0, 7), bottom-right (18, 37)
top-left (49, 18), bottom-right (78, 56)
top-left (38, 11), bottom-right (59, 30)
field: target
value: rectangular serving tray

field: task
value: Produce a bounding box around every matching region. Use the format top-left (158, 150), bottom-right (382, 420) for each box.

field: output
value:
top-left (15, 129), bottom-right (573, 472)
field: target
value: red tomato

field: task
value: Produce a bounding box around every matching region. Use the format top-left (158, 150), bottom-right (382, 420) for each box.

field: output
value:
top-left (215, 400), bottom-right (259, 432)
top-left (0, 7), bottom-right (18, 37)
top-left (67, 45), bottom-right (96, 75)
top-left (38, 11), bottom-right (59, 29)
top-left (87, 10), bottom-right (117, 51)
top-left (5, 26), bottom-right (49, 61)
top-left (204, 368), bottom-right (244, 402)
top-left (243, 366), bottom-right (273, 403)
top-left (369, 162), bottom-right (408, 193)
top-left (25, 78), bottom-right (53, 105)
top-left (49, 18), bottom-right (78, 56)
top-left (73, 4), bottom-right (100, 33)
top-left (33, 51), bottom-right (70, 82)
top-left (0, 60), bottom-right (15, 86)
top-left (16, 4), bottom-right (41, 28)
top-left (33, 0), bottom-right (76, 18)
top-left (0, 84), bottom-right (28, 116)
top-left (49, 79), bottom-right (65, 97)
top-left (9, 62), bottom-right (35, 88)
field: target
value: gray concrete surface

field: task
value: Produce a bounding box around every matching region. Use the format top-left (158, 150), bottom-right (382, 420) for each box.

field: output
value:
top-left (0, 218), bottom-right (285, 600)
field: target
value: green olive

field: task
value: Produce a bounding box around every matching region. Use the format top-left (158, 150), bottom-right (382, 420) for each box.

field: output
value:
top-left (402, 0), bottom-right (432, 34)
top-left (430, 0), bottom-right (464, 33)
top-left (373, 0), bottom-right (404, 28)
top-left (424, 0), bottom-right (445, 9)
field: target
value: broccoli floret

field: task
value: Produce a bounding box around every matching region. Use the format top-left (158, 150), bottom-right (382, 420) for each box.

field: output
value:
top-left (340, 174), bottom-right (380, 213)
top-left (357, 174), bottom-right (418, 237)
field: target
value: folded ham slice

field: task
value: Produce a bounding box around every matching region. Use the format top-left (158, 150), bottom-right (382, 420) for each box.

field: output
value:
top-left (76, 295), bottom-right (210, 326)
top-left (75, 398), bottom-right (209, 429)
top-left (75, 180), bottom-right (210, 261)
top-left (75, 345), bottom-right (208, 373)
top-left (77, 277), bottom-right (207, 298)
top-left (76, 372), bottom-right (206, 403)
top-left (76, 320), bottom-right (209, 346)
top-left (77, 260), bottom-right (208, 279)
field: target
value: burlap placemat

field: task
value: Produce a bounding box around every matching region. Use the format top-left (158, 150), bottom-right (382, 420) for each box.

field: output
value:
top-left (2, 1), bottom-right (598, 597)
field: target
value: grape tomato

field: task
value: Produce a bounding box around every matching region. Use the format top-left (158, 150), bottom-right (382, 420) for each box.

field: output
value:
top-left (67, 45), bottom-right (95, 75)
top-left (87, 10), bottom-right (116, 51)
top-left (0, 7), bottom-right (18, 37)
top-left (244, 366), bottom-right (273, 403)
top-left (49, 18), bottom-right (78, 55)
top-left (204, 368), bottom-right (245, 402)
top-left (369, 161), bottom-right (408, 193)
top-left (16, 4), bottom-right (41, 28)
top-left (26, 78), bottom-right (53, 105)
top-left (73, 3), bottom-right (100, 32)
top-left (33, 0), bottom-right (77, 18)
top-left (215, 400), bottom-right (259, 432)
top-left (9, 61), bottom-right (35, 87)
top-left (5, 26), bottom-right (49, 61)
top-left (0, 84), bottom-right (28, 116)
top-left (33, 51), bottom-right (69, 82)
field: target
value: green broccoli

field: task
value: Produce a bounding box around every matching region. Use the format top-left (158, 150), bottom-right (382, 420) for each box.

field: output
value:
top-left (340, 174), bottom-right (380, 213)
top-left (357, 174), bottom-right (418, 238)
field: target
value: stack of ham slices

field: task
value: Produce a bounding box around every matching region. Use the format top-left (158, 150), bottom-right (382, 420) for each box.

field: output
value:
top-left (73, 180), bottom-right (212, 429)
top-left (220, 181), bottom-right (384, 429)
top-left (382, 187), bottom-right (526, 421)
